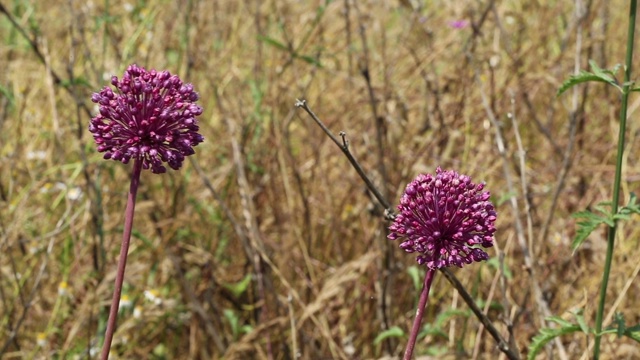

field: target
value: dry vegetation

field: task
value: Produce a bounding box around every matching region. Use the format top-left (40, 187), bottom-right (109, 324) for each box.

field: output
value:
top-left (1, 0), bottom-right (639, 359)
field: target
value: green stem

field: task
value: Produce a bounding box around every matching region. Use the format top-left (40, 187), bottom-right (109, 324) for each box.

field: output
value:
top-left (100, 159), bottom-right (142, 360)
top-left (593, 1), bottom-right (636, 358)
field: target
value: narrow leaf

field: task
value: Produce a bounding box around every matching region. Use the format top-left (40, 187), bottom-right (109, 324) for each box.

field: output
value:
top-left (296, 54), bottom-right (322, 67)
top-left (418, 323), bottom-right (448, 339)
top-left (487, 257), bottom-right (513, 279)
top-left (224, 273), bottom-right (252, 297)
top-left (407, 266), bottom-right (422, 292)
top-left (374, 326), bottom-right (404, 345)
top-left (257, 35), bottom-right (289, 51)
top-left (433, 308), bottom-right (469, 328)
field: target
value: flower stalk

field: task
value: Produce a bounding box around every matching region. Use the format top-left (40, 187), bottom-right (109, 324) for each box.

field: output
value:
top-left (100, 158), bottom-right (142, 360)
top-left (403, 269), bottom-right (436, 360)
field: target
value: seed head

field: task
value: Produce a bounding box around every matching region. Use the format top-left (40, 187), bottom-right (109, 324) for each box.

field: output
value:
top-left (89, 64), bottom-right (204, 174)
top-left (388, 167), bottom-right (497, 269)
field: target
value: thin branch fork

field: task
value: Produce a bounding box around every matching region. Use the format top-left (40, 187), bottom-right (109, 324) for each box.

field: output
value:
top-left (294, 99), bottom-right (394, 220)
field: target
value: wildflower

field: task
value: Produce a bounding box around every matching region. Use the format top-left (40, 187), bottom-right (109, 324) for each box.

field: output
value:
top-left (89, 346), bottom-right (100, 357)
top-left (144, 289), bottom-right (162, 305)
top-left (89, 64), bottom-right (204, 174)
top-left (448, 19), bottom-right (469, 29)
top-left (133, 306), bottom-right (142, 319)
top-left (36, 332), bottom-right (47, 347)
top-left (26, 150), bottom-right (47, 160)
top-left (66, 186), bottom-right (83, 201)
top-left (388, 167), bottom-right (496, 269)
top-left (39, 182), bottom-right (55, 194)
top-left (58, 281), bottom-right (69, 296)
top-left (119, 294), bottom-right (132, 311)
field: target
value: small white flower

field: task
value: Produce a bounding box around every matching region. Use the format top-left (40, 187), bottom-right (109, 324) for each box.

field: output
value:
top-left (58, 281), bottom-right (69, 296)
top-left (144, 289), bottom-right (162, 305)
top-left (36, 332), bottom-right (47, 347)
top-left (89, 346), bottom-right (100, 357)
top-left (133, 306), bottom-right (142, 318)
top-left (29, 244), bottom-right (40, 254)
top-left (119, 294), bottom-right (132, 310)
top-left (66, 187), bottom-right (83, 201)
top-left (39, 182), bottom-right (55, 194)
top-left (26, 150), bottom-right (47, 160)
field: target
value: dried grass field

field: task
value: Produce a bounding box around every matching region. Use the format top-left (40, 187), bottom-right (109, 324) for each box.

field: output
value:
top-left (1, 0), bottom-right (640, 359)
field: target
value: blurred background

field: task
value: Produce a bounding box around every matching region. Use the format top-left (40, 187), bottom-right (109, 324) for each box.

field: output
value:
top-left (1, 0), bottom-right (639, 359)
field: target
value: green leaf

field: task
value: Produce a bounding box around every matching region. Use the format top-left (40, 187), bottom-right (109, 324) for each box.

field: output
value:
top-left (433, 308), bottom-right (469, 328)
top-left (557, 60), bottom-right (623, 96)
top-left (424, 345), bottom-right (449, 356)
top-left (224, 274), bottom-right (252, 297)
top-left (593, 203), bottom-right (614, 217)
top-left (257, 35), bottom-right (289, 51)
top-left (571, 210), bottom-right (610, 253)
top-left (624, 324), bottom-right (640, 342)
top-left (418, 308), bottom-right (469, 340)
top-left (407, 266), bottom-right (423, 292)
top-left (418, 323), bottom-right (448, 339)
top-left (620, 193), bottom-right (640, 215)
top-left (223, 309), bottom-right (240, 340)
top-left (0, 84), bottom-right (15, 109)
top-left (613, 213), bottom-right (632, 221)
top-left (546, 315), bottom-right (575, 328)
top-left (600, 63), bottom-right (623, 77)
top-left (589, 60), bottom-right (613, 79)
top-left (296, 54), bottom-right (322, 67)
top-left (557, 71), bottom-right (613, 96)
top-left (59, 76), bottom-right (93, 89)
top-left (570, 309), bottom-right (590, 334)
top-left (374, 326), bottom-right (404, 345)
top-left (496, 191), bottom-right (517, 206)
top-left (486, 257), bottom-right (512, 279)
top-left (528, 319), bottom-right (582, 360)
top-left (240, 324), bottom-right (253, 335)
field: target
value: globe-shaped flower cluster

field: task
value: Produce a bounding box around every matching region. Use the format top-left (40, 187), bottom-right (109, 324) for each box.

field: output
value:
top-left (89, 64), bottom-right (204, 174)
top-left (388, 167), bottom-right (497, 269)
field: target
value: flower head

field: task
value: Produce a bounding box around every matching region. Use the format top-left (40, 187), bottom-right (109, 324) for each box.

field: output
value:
top-left (89, 64), bottom-right (204, 174)
top-left (388, 167), bottom-right (496, 269)
top-left (448, 19), bottom-right (469, 29)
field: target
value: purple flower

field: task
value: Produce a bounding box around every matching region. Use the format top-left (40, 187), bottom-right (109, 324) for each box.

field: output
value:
top-left (448, 20), bottom-right (469, 29)
top-left (388, 167), bottom-right (496, 269)
top-left (89, 64), bottom-right (204, 174)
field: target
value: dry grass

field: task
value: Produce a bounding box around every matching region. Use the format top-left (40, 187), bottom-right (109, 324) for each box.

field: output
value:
top-left (1, 0), bottom-right (639, 359)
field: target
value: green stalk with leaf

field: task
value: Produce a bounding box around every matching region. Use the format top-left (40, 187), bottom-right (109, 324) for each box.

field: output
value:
top-left (529, 2), bottom-right (639, 359)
